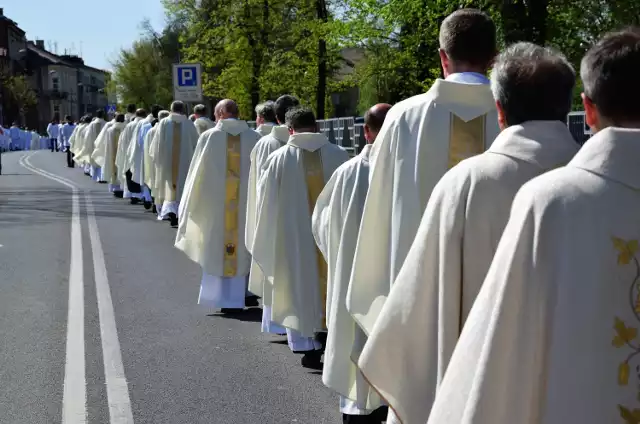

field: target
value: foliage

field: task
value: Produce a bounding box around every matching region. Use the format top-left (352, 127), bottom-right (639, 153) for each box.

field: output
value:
top-left (0, 66), bottom-right (38, 124)
top-left (111, 0), bottom-right (640, 118)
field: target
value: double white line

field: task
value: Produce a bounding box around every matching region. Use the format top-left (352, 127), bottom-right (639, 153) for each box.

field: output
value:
top-left (20, 153), bottom-right (135, 424)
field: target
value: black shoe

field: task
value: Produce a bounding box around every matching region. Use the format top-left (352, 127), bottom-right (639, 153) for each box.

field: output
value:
top-left (98, 181), bottom-right (107, 184)
top-left (220, 308), bottom-right (244, 314)
top-left (168, 212), bottom-right (178, 227)
top-left (152, 204), bottom-right (158, 214)
top-left (130, 197), bottom-right (140, 205)
top-left (143, 200), bottom-right (152, 210)
top-left (245, 295), bottom-right (259, 307)
top-left (301, 350), bottom-right (323, 370)
top-left (113, 191), bottom-right (124, 198)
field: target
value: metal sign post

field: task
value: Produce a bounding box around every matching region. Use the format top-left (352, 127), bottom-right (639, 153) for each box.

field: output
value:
top-left (173, 64), bottom-right (203, 103)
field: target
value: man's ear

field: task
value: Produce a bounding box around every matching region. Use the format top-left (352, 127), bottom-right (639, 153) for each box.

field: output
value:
top-left (582, 93), bottom-right (600, 133)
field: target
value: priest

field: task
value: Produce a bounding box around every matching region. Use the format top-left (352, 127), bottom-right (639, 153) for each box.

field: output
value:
top-left (246, 94), bottom-right (300, 335)
top-left (145, 110), bottom-right (170, 214)
top-left (69, 116), bottom-right (90, 169)
top-left (129, 106), bottom-right (161, 209)
top-left (175, 99), bottom-right (260, 312)
top-left (312, 103), bottom-right (391, 423)
top-left (427, 28), bottom-right (640, 424)
top-left (93, 113), bottom-right (127, 197)
top-left (193, 104), bottom-right (215, 135)
top-left (77, 110), bottom-right (107, 182)
top-left (359, 43), bottom-right (580, 424)
top-left (254, 101), bottom-right (278, 136)
top-left (61, 116), bottom-right (76, 167)
top-left (251, 107), bottom-right (349, 368)
top-left (91, 117), bottom-right (116, 184)
top-left (347, 8), bottom-right (500, 338)
top-left (151, 100), bottom-right (199, 226)
top-left (116, 109), bottom-right (146, 203)
top-left (125, 104), bottom-right (136, 123)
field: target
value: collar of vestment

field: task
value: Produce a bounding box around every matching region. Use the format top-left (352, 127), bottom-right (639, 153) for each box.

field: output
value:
top-left (569, 126), bottom-right (640, 190)
top-left (168, 113), bottom-right (189, 123)
top-left (133, 117), bottom-right (143, 122)
top-left (488, 120), bottom-right (579, 170)
top-left (360, 143), bottom-right (373, 161)
top-left (445, 72), bottom-right (490, 85)
top-left (271, 125), bottom-right (290, 143)
top-left (288, 132), bottom-right (329, 152)
top-left (112, 122), bottom-right (127, 130)
top-left (217, 119), bottom-right (249, 136)
top-left (427, 78), bottom-right (495, 122)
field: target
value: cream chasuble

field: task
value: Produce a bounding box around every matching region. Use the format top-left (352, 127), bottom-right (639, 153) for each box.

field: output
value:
top-left (91, 120), bottom-right (115, 168)
top-left (251, 133), bottom-right (349, 337)
top-left (96, 122), bottom-right (127, 186)
top-left (312, 143), bottom-right (383, 411)
top-left (143, 125), bottom-right (159, 193)
top-left (246, 125), bottom-right (292, 303)
top-left (194, 116), bottom-right (215, 136)
top-left (346, 79), bottom-right (499, 337)
top-left (255, 123), bottom-right (275, 137)
top-left (359, 121), bottom-right (579, 424)
top-left (426, 127), bottom-right (640, 424)
top-left (69, 123), bottom-right (87, 157)
top-left (75, 118), bottom-right (105, 165)
top-left (115, 117), bottom-right (142, 181)
top-left (151, 113), bottom-right (199, 217)
top-left (175, 119), bottom-right (260, 277)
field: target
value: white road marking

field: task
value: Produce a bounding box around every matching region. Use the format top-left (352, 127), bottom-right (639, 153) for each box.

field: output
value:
top-left (19, 153), bottom-right (87, 424)
top-left (84, 192), bottom-right (134, 424)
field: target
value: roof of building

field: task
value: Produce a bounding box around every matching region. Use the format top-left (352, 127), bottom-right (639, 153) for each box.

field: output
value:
top-left (0, 14), bottom-right (25, 35)
top-left (26, 41), bottom-right (108, 75)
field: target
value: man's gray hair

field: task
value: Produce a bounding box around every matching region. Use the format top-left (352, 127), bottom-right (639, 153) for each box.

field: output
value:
top-left (491, 42), bottom-right (575, 126)
top-left (158, 110), bottom-right (170, 120)
top-left (171, 101), bottom-right (185, 114)
top-left (193, 104), bottom-right (207, 116)
top-left (255, 101), bottom-right (277, 123)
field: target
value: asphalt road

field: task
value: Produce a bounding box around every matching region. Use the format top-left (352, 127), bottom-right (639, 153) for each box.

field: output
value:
top-left (0, 150), bottom-right (341, 424)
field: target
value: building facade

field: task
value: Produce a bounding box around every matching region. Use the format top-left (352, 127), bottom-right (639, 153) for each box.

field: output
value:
top-left (0, 7), bottom-right (27, 126)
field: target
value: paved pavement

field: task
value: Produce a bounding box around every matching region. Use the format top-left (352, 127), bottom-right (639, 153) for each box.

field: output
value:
top-left (0, 150), bottom-right (341, 424)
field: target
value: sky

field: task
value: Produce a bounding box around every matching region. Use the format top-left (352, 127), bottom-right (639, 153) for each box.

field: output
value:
top-left (5, 0), bottom-right (167, 71)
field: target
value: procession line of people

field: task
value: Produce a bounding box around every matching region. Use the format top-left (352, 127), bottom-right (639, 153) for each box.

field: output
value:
top-left (39, 11), bottom-right (640, 423)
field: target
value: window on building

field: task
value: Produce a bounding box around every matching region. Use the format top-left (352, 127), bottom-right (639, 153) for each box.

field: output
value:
top-left (52, 77), bottom-right (59, 91)
top-left (53, 104), bottom-right (60, 114)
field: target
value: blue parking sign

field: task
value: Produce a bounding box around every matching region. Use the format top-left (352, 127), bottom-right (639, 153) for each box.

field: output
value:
top-left (177, 66), bottom-right (198, 87)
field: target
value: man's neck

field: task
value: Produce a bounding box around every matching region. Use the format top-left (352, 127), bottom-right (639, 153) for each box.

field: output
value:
top-left (445, 64), bottom-right (487, 78)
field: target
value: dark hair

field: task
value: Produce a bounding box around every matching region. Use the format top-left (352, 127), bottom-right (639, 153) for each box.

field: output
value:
top-left (256, 101), bottom-right (277, 123)
top-left (82, 115), bottom-right (92, 124)
top-left (171, 101), bottom-right (185, 114)
top-left (127, 104), bottom-right (136, 113)
top-left (96, 109), bottom-right (105, 119)
top-left (135, 108), bottom-right (147, 118)
top-left (285, 107), bottom-right (317, 132)
top-left (581, 27), bottom-right (640, 124)
top-left (115, 113), bottom-right (125, 123)
top-left (275, 95), bottom-right (300, 124)
top-left (439, 8), bottom-right (496, 69)
top-left (492, 42), bottom-right (575, 126)
top-left (193, 104), bottom-right (206, 116)
top-left (151, 104), bottom-right (162, 118)
top-left (65, 115), bottom-right (72, 123)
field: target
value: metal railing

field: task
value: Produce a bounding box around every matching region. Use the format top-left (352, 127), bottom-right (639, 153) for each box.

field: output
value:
top-left (249, 111), bottom-right (592, 156)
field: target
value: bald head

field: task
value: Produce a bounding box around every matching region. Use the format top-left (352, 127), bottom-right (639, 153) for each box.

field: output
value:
top-left (215, 99), bottom-right (239, 120)
top-left (364, 103), bottom-right (392, 143)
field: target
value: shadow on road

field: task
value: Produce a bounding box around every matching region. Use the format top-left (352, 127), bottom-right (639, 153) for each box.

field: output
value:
top-left (208, 307), bottom-right (263, 323)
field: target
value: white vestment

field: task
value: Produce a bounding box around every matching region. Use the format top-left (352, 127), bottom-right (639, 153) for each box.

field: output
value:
top-left (312, 143), bottom-right (383, 413)
top-left (91, 120), bottom-right (115, 178)
top-left (151, 113), bottom-right (199, 218)
top-left (69, 124), bottom-right (87, 157)
top-left (245, 125), bottom-right (290, 333)
top-left (76, 118), bottom-right (106, 165)
top-left (127, 115), bottom-right (154, 185)
top-left (255, 123), bottom-right (275, 137)
top-left (175, 119), bottom-right (260, 308)
top-left (94, 121), bottom-right (127, 190)
top-left (143, 125), bottom-right (159, 193)
top-left (194, 116), bottom-right (215, 135)
top-left (359, 121), bottom-right (579, 424)
top-left (115, 117), bottom-right (142, 181)
top-left (427, 126), bottom-right (640, 424)
top-left (30, 132), bottom-right (38, 150)
top-left (347, 78), bottom-right (499, 337)
top-left (252, 132), bottom-right (349, 337)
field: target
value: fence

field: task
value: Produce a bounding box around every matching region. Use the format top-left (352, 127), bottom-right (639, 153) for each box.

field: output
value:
top-left (249, 111), bottom-right (592, 156)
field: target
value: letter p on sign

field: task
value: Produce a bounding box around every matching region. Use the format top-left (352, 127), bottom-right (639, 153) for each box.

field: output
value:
top-left (178, 66), bottom-right (197, 87)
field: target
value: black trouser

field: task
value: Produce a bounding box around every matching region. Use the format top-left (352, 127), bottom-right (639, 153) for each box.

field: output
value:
top-left (342, 407), bottom-right (389, 424)
top-left (67, 149), bottom-right (75, 168)
top-left (125, 170), bottom-right (141, 194)
top-left (50, 138), bottom-right (58, 152)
